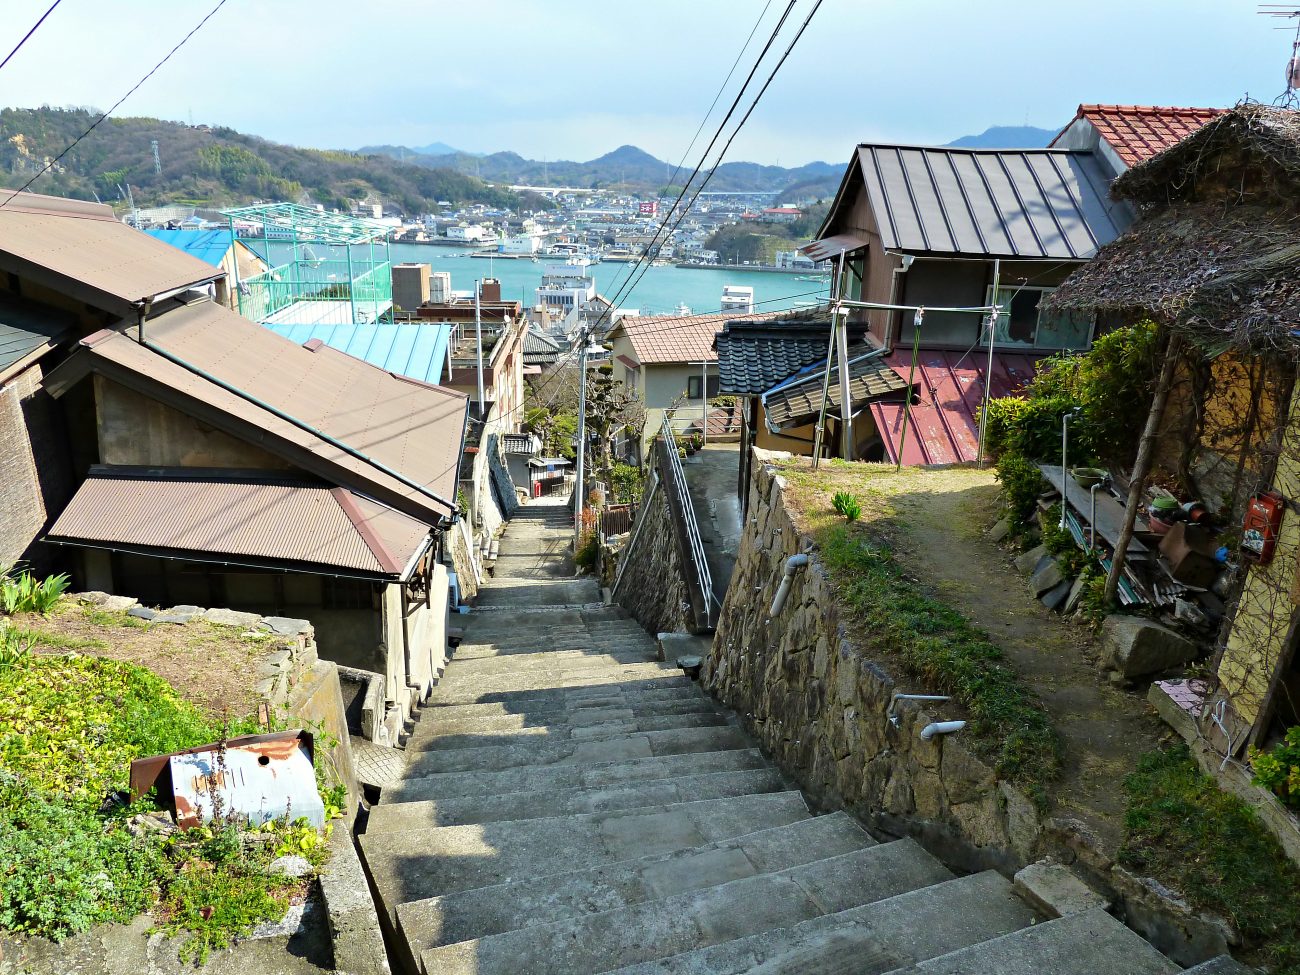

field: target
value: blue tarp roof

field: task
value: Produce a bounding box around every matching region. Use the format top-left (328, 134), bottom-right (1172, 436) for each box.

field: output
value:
top-left (263, 321), bottom-right (454, 386)
top-left (142, 229), bottom-right (235, 267)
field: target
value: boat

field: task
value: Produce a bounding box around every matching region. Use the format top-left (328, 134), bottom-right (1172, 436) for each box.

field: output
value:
top-left (795, 273), bottom-right (830, 282)
top-left (674, 302), bottom-right (692, 316)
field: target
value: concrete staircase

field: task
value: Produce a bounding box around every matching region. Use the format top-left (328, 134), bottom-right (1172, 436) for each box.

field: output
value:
top-left (357, 500), bottom-right (1215, 975)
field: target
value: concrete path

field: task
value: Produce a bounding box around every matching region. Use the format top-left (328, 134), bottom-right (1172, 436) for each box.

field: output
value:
top-left (357, 496), bottom-right (1192, 975)
top-left (682, 443), bottom-right (744, 605)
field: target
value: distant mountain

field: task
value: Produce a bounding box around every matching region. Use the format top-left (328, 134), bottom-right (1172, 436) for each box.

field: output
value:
top-left (0, 107), bottom-right (541, 215)
top-left (361, 142), bottom-right (842, 195)
top-left (415, 140), bottom-right (462, 156)
top-left (945, 125), bottom-right (1059, 149)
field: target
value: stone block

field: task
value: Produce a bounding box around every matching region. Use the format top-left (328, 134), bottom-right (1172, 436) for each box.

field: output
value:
top-left (1014, 544), bottom-right (1048, 575)
top-left (1148, 679), bottom-right (1204, 743)
top-left (989, 517), bottom-right (1012, 542)
top-left (259, 616), bottom-right (312, 636)
top-left (1063, 574), bottom-right (1089, 614)
top-left (202, 607), bottom-right (262, 628)
top-left (1041, 579), bottom-right (1073, 612)
top-left (1013, 859), bottom-right (1110, 917)
top-left (127, 606), bottom-right (156, 621)
top-left (1030, 558), bottom-right (1066, 597)
top-left (940, 741), bottom-right (996, 806)
top-left (1101, 616), bottom-right (1201, 678)
top-left (319, 826), bottom-right (390, 975)
top-left (152, 604), bottom-right (203, 625)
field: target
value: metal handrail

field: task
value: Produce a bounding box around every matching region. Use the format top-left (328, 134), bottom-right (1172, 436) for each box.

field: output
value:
top-left (660, 415), bottom-right (716, 626)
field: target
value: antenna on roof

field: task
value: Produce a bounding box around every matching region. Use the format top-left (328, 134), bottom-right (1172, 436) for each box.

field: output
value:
top-left (1259, 4), bottom-right (1300, 106)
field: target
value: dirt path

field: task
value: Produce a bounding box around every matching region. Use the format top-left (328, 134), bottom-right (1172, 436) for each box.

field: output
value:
top-left (782, 461), bottom-right (1167, 854)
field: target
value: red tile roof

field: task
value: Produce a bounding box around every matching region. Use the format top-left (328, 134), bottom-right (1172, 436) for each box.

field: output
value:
top-left (611, 310), bottom-right (788, 365)
top-left (1054, 104), bottom-right (1225, 168)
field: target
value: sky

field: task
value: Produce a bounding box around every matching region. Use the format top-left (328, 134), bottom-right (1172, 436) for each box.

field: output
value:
top-left (1, 0), bottom-right (1290, 166)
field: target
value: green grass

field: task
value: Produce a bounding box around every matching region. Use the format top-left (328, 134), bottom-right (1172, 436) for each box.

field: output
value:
top-left (817, 524), bottom-right (1062, 802)
top-left (0, 652), bottom-right (323, 955)
top-left (1121, 746), bottom-right (1300, 974)
top-left (8, 626), bottom-right (108, 651)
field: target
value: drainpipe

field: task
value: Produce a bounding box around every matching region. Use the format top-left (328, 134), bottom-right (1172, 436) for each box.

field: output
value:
top-left (920, 720), bottom-right (967, 740)
top-left (136, 297), bottom-right (153, 346)
top-left (769, 553), bottom-right (809, 616)
top-left (399, 583), bottom-right (413, 702)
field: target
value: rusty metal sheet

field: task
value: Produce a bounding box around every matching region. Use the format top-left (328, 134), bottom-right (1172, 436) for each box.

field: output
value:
top-left (130, 729), bottom-right (325, 828)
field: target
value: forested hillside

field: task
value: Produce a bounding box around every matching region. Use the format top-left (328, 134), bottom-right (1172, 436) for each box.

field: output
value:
top-left (0, 107), bottom-right (544, 214)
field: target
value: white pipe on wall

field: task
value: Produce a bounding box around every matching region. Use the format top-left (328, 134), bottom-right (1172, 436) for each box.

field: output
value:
top-left (769, 554), bottom-right (810, 616)
top-left (920, 720), bottom-right (967, 740)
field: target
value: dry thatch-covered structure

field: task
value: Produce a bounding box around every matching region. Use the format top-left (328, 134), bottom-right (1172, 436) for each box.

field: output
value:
top-left (1047, 105), bottom-right (1300, 767)
top-left (1049, 105), bottom-right (1300, 356)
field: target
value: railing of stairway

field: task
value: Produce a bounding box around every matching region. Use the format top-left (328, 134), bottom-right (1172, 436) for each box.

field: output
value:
top-left (660, 415), bottom-right (717, 628)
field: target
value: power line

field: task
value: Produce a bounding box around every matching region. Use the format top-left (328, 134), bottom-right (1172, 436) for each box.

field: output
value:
top-left (0, 0), bottom-right (62, 75)
top-left (591, 1), bottom-right (797, 332)
top-left (0, 0), bottom-right (229, 209)
top-left (607, 0), bottom-right (826, 325)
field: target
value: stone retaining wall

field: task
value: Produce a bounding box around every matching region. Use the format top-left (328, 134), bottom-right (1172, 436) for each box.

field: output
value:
top-left (701, 453), bottom-right (1041, 875)
top-left (609, 470), bottom-right (695, 637)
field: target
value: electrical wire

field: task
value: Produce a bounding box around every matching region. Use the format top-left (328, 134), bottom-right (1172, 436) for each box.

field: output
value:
top-left (589, 1), bottom-right (798, 334)
top-left (0, 0), bottom-right (61, 75)
top-left (0, 0), bottom-right (229, 209)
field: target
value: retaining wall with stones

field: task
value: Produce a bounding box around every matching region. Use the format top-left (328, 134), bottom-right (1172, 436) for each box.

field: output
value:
top-left (609, 468), bottom-right (695, 637)
top-left (701, 453), bottom-right (1042, 876)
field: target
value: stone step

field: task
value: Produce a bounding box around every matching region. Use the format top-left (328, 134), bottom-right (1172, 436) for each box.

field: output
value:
top-left (412, 682), bottom-right (715, 724)
top-left (407, 711), bottom-right (733, 754)
top-left (605, 869), bottom-right (1036, 975)
top-left (425, 671), bottom-right (695, 708)
top-left (358, 792), bottom-right (812, 913)
top-left (368, 767), bottom-right (786, 830)
top-left (395, 812), bottom-right (875, 956)
top-left (438, 648), bottom-right (659, 679)
top-left (405, 724), bottom-right (752, 777)
top-left (426, 663), bottom-right (684, 705)
top-left (416, 839), bottom-right (953, 975)
top-left (477, 581), bottom-right (603, 607)
top-left (382, 747), bottom-right (772, 804)
top-left (882, 907), bottom-right (1180, 975)
top-left (453, 635), bottom-right (658, 659)
top-left (460, 609), bottom-right (638, 632)
top-left (412, 697), bottom-right (724, 739)
top-left (1181, 958), bottom-right (1254, 974)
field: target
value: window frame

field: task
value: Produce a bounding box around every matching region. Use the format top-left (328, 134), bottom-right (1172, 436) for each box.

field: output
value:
top-left (687, 374), bottom-right (721, 400)
top-left (985, 284), bottom-right (1096, 351)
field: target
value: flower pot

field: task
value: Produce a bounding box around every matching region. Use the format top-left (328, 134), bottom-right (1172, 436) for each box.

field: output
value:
top-left (1071, 467), bottom-right (1107, 490)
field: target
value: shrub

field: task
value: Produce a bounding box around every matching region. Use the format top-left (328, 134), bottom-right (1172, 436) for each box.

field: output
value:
top-left (831, 491), bottom-right (861, 522)
top-left (1122, 746), bottom-right (1300, 973)
top-left (608, 463), bottom-right (644, 503)
top-left (1250, 726), bottom-right (1300, 809)
top-left (994, 453), bottom-right (1047, 527)
top-left (0, 570), bottom-right (70, 616)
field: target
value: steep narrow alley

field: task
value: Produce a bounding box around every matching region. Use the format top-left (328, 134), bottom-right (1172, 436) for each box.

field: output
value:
top-left (357, 498), bottom-right (1191, 975)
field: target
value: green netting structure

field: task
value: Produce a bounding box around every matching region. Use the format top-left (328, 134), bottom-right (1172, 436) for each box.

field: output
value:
top-left (222, 203), bottom-right (393, 327)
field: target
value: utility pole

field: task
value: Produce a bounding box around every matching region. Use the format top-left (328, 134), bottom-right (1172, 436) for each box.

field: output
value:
top-left (573, 333), bottom-right (590, 547)
top-left (975, 259), bottom-right (1002, 467)
top-left (834, 251), bottom-right (854, 460)
top-left (474, 280), bottom-right (485, 413)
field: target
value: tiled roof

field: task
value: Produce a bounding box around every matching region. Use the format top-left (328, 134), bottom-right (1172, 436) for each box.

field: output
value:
top-left (612, 309), bottom-right (789, 365)
top-left (47, 467), bottom-right (431, 579)
top-left (761, 346), bottom-right (912, 430)
top-left (715, 320), bottom-right (843, 395)
top-left (523, 326), bottom-right (564, 364)
top-left (1054, 104), bottom-right (1224, 168)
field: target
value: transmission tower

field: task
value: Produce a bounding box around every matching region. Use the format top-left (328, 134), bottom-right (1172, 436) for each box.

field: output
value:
top-left (151, 139), bottom-right (161, 175)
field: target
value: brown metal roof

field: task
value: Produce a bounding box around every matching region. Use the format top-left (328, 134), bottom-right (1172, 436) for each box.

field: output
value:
top-left (46, 467), bottom-right (431, 579)
top-left (800, 232), bottom-right (868, 263)
top-left (43, 299), bottom-right (469, 523)
top-left (0, 190), bottom-right (221, 314)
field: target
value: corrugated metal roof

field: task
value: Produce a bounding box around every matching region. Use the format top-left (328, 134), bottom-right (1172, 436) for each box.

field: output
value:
top-left (263, 321), bottom-right (453, 386)
top-left (45, 299), bottom-right (469, 524)
top-left (0, 292), bottom-right (76, 375)
top-left (762, 348), bottom-right (911, 430)
top-left (1052, 104), bottom-right (1224, 168)
top-left (870, 349), bottom-right (1042, 465)
top-left (612, 309), bottom-right (789, 365)
top-left (855, 145), bottom-right (1129, 259)
top-left (0, 190), bottom-right (223, 312)
top-left (46, 468), bottom-right (430, 578)
top-left (801, 232), bottom-right (868, 263)
top-left (142, 229), bottom-right (236, 267)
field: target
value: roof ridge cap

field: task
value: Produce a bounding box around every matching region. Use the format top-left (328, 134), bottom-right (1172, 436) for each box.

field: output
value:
top-left (330, 487), bottom-right (402, 575)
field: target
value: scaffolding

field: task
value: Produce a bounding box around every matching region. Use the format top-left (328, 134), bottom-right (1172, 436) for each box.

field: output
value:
top-left (222, 203), bottom-right (392, 327)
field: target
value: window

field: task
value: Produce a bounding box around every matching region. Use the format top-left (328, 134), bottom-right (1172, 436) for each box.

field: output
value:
top-left (987, 286), bottom-right (1094, 351)
top-left (687, 375), bottom-right (720, 399)
top-left (843, 257), bottom-right (864, 302)
top-left (322, 576), bottom-right (374, 611)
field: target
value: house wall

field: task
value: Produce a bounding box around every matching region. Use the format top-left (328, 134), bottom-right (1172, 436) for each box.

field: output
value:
top-left (0, 358), bottom-right (76, 572)
top-left (1217, 385), bottom-right (1300, 731)
top-left (639, 363), bottom-right (718, 449)
top-left (900, 261), bottom-right (989, 347)
top-left (94, 375), bottom-right (292, 470)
